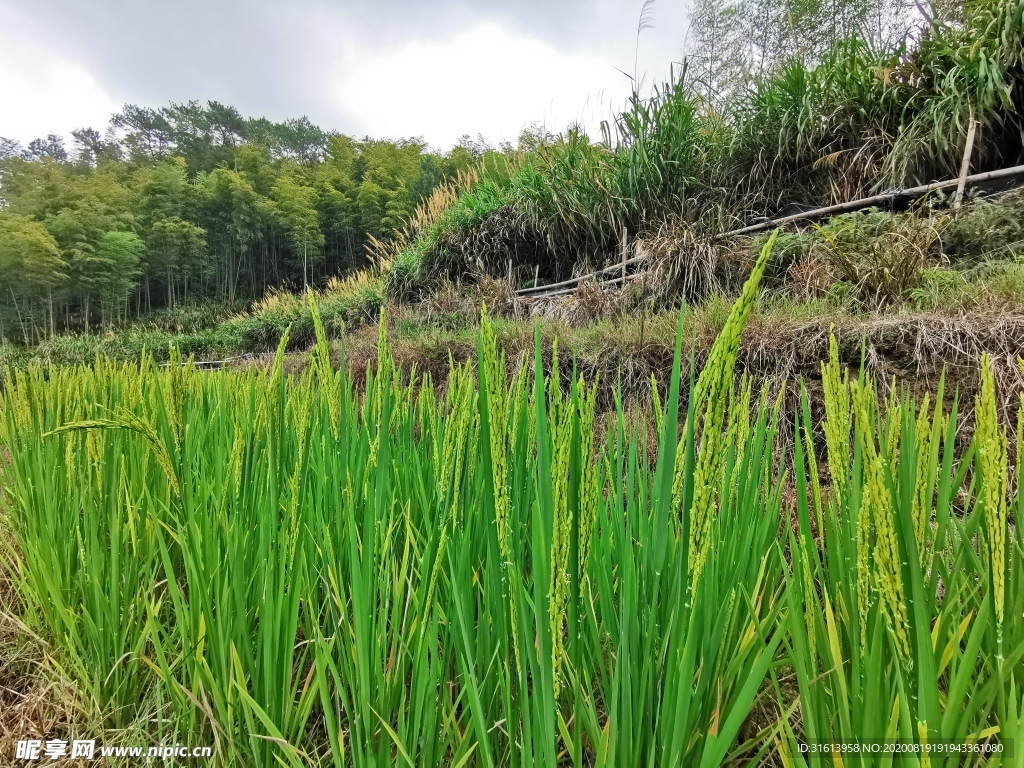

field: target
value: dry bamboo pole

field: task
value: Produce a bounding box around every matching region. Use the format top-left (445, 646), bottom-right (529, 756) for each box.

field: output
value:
top-left (622, 226), bottom-right (628, 283)
top-left (954, 119), bottom-right (978, 210)
top-left (521, 272), bottom-right (640, 300)
top-left (513, 163), bottom-right (1024, 299)
top-left (726, 163), bottom-right (1024, 238)
top-left (515, 253), bottom-right (647, 295)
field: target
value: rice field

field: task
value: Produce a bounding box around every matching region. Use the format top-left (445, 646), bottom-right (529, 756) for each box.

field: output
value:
top-left (2, 234), bottom-right (1023, 765)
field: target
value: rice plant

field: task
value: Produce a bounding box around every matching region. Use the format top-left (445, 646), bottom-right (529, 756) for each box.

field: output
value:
top-left (1, 232), bottom-right (1023, 765)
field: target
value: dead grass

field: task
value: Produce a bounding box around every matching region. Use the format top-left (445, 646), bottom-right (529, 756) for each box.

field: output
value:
top-left (312, 297), bottom-right (1024, 435)
top-left (0, 508), bottom-right (82, 765)
top-left (634, 220), bottom-right (749, 303)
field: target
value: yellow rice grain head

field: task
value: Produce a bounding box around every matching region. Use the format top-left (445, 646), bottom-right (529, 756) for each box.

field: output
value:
top-left (884, 379), bottom-right (901, 467)
top-left (911, 394), bottom-right (933, 561)
top-left (851, 378), bottom-right (911, 662)
top-left (577, 377), bottom-right (599, 583)
top-left (821, 333), bottom-right (851, 508)
top-left (976, 354), bottom-right (1007, 631)
top-left (651, 373), bottom-right (664, 434)
top-left (688, 232), bottom-right (779, 585)
top-left (547, 361), bottom-right (574, 698)
top-left (480, 310), bottom-right (525, 669)
top-left (480, 308), bottom-right (513, 561)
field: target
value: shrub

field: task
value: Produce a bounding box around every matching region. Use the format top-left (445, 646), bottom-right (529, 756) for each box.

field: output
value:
top-left (237, 269), bottom-right (384, 350)
top-left (0, 338), bottom-right (30, 373)
top-left (940, 189), bottom-right (1024, 260)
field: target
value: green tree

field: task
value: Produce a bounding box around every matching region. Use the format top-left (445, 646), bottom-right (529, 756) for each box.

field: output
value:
top-left (355, 179), bottom-right (388, 240)
top-left (686, 0), bottom-right (749, 108)
top-left (410, 155), bottom-right (445, 202)
top-left (146, 217), bottom-right (207, 307)
top-left (0, 213), bottom-right (67, 341)
top-left (133, 157), bottom-right (200, 223)
top-left (314, 164), bottom-right (358, 267)
top-left (272, 175), bottom-right (324, 290)
top-left (381, 181), bottom-right (415, 235)
top-left (201, 167), bottom-right (264, 303)
top-left (235, 144), bottom-right (279, 196)
top-left (95, 231), bottom-right (146, 326)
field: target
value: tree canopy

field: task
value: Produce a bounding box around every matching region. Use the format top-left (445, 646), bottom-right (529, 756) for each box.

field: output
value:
top-left (0, 101), bottom-right (496, 340)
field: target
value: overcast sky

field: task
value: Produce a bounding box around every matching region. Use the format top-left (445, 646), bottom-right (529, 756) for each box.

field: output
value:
top-left (0, 0), bottom-right (692, 150)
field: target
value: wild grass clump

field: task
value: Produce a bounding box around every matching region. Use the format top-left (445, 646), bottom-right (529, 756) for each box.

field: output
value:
top-left (750, 197), bottom-right (1024, 311)
top-left (384, 80), bottom-right (728, 295)
top-left (736, 0), bottom-right (1024, 209)
top-left (0, 339), bottom-right (30, 373)
top-left (233, 269), bottom-right (382, 350)
top-left (33, 327), bottom-right (210, 366)
top-left (733, 39), bottom-right (910, 209)
top-left (132, 299), bottom-right (239, 335)
top-left (940, 189), bottom-right (1024, 260)
top-left (910, 259), bottom-right (1024, 311)
top-left (747, 209), bottom-right (942, 307)
top-left (2, 233), bottom-right (1023, 764)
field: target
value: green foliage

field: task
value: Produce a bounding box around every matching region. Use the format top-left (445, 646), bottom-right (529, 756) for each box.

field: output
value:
top-left (27, 325), bottom-right (224, 367)
top-left (0, 213), bottom-right (67, 342)
top-left (0, 213), bottom-right (67, 291)
top-left (910, 259), bottom-right (1024, 310)
top-left (892, 0), bottom-right (1024, 181)
top-left (778, 342), bottom-right (1024, 763)
top-left (734, 38), bottom-right (911, 207)
top-left (0, 268), bottom-right (382, 368)
top-left (95, 231), bottom-right (146, 321)
top-left (815, 210), bottom-right (940, 306)
top-left (396, 79), bottom-right (728, 292)
top-left (146, 216), bottom-right (208, 302)
top-left (233, 272), bottom-right (382, 351)
top-left (271, 174), bottom-right (325, 288)
top-left (0, 337), bottom-right (30, 371)
top-left (383, 177), bottom-right (512, 298)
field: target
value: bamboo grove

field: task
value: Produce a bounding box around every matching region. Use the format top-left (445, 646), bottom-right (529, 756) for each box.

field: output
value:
top-left (2, 233), bottom-right (1024, 765)
top-left (0, 110), bottom-right (502, 342)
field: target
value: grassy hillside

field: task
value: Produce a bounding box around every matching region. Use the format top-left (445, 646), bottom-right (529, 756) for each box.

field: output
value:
top-left (6, 189), bottom-right (1023, 432)
top-left (372, 0), bottom-right (1023, 297)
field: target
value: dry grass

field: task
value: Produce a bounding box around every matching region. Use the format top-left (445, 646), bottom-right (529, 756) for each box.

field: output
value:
top-left (321, 300), bottom-right (1024, 432)
top-left (524, 281), bottom-right (637, 325)
top-left (634, 220), bottom-right (748, 302)
top-left (0, 521), bottom-right (82, 765)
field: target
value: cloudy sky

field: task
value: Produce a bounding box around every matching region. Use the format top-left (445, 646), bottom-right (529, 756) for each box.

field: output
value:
top-left (0, 0), bottom-right (692, 150)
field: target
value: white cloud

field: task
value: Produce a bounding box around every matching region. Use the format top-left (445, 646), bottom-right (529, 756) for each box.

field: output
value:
top-left (340, 23), bottom-right (632, 147)
top-left (0, 1), bottom-right (691, 150)
top-left (0, 29), bottom-right (120, 145)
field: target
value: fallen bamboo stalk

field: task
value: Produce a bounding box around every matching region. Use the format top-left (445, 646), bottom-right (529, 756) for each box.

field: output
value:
top-left (515, 254), bottom-right (646, 295)
top-left (513, 163), bottom-right (1024, 299)
top-left (522, 272), bottom-right (639, 300)
top-left (159, 352), bottom-right (258, 369)
top-left (726, 163), bottom-right (1024, 237)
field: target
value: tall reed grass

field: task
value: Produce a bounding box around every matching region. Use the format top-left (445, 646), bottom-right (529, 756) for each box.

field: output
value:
top-left (1, 233), bottom-right (1022, 765)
